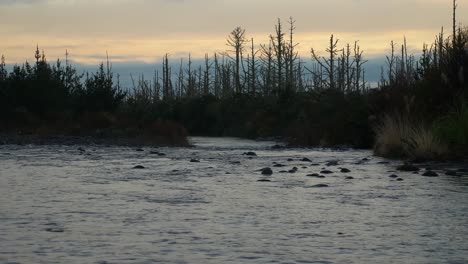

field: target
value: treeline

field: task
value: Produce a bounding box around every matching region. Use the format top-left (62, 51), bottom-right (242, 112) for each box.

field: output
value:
top-left (127, 18), bottom-right (368, 103)
top-left (0, 5), bottom-right (467, 154)
top-left (372, 0), bottom-right (468, 159)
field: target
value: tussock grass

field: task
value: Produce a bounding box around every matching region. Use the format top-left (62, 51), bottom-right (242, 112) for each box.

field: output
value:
top-left (374, 114), bottom-right (448, 160)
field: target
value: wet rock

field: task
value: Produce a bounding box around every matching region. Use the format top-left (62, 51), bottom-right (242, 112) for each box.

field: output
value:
top-left (136, 148), bottom-right (144, 152)
top-left (320, 170), bottom-right (334, 174)
top-left (311, 163), bottom-right (320, 166)
top-left (225, 172), bottom-right (232, 174)
top-left (326, 160), bottom-right (339, 166)
top-left (301, 157), bottom-right (312, 162)
top-left (150, 151), bottom-right (159, 154)
top-left (133, 165), bottom-right (145, 169)
top-left (397, 163), bottom-right (420, 172)
top-left (422, 170), bottom-right (438, 177)
top-left (190, 159), bottom-right (200, 163)
top-left (445, 170), bottom-right (459, 176)
top-left (307, 173), bottom-right (326, 178)
top-left (288, 169), bottom-right (297, 173)
top-left (273, 164), bottom-right (286, 167)
top-left (377, 161), bottom-right (390, 164)
top-left (279, 170), bottom-right (288, 173)
top-left (389, 174), bottom-right (399, 178)
top-left (340, 168), bottom-right (351, 173)
top-left (45, 227), bottom-right (65, 233)
top-left (77, 147), bottom-right (85, 152)
top-left (271, 144), bottom-right (284, 149)
top-left (287, 158), bottom-right (294, 162)
top-left (230, 161), bottom-right (241, 164)
top-left (311, 184), bottom-right (329, 188)
top-left (261, 167), bottom-right (273, 175)
top-left (345, 176), bottom-right (354, 180)
top-left (362, 158), bottom-right (370, 161)
top-left (257, 179), bottom-right (272, 182)
top-left (243, 152), bottom-right (257, 156)
top-left (396, 178), bottom-right (404, 181)
top-left (302, 166), bottom-right (308, 169)
top-left (292, 167), bottom-right (298, 171)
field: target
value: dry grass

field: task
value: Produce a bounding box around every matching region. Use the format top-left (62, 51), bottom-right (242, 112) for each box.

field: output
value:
top-left (374, 114), bottom-right (448, 160)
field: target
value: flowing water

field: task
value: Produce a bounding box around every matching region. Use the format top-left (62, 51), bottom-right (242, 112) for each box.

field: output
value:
top-left (0, 137), bottom-right (467, 264)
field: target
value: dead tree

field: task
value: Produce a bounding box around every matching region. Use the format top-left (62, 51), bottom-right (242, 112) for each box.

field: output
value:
top-left (311, 34), bottom-right (340, 90)
top-left (226, 27), bottom-right (247, 94)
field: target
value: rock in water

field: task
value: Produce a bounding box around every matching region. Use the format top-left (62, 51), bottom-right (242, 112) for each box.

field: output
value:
top-left (133, 165), bottom-right (145, 169)
top-left (261, 167), bottom-right (273, 175)
top-left (190, 159), bottom-right (200, 163)
top-left (273, 164), bottom-right (286, 167)
top-left (397, 163), bottom-right (420, 172)
top-left (320, 170), bottom-right (334, 174)
top-left (445, 170), bottom-right (458, 176)
top-left (396, 178), bottom-right (404, 181)
top-left (389, 174), bottom-right (399, 178)
top-left (301, 157), bottom-right (312, 162)
top-left (340, 168), bottom-right (351, 173)
top-left (326, 160), bottom-right (339, 166)
top-left (422, 170), bottom-right (438, 177)
top-left (136, 148), bottom-right (144, 152)
top-left (311, 184), bottom-right (329, 188)
top-left (243, 152), bottom-right (257, 156)
top-left (257, 179), bottom-right (272, 182)
top-left (345, 176), bottom-right (354, 180)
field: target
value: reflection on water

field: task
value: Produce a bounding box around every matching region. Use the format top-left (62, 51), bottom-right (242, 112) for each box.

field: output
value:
top-left (1, 137), bottom-right (468, 264)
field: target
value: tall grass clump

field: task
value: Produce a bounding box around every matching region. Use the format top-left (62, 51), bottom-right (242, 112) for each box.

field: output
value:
top-left (374, 114), bottom-right (448, 160)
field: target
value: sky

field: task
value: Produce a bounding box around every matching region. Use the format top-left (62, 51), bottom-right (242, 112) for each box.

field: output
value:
top-left (0, 0), bottom-right (466, 82)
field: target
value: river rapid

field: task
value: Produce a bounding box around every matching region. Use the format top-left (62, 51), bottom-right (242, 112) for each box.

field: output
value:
top-left (0, 137), bottom-right (467, 264)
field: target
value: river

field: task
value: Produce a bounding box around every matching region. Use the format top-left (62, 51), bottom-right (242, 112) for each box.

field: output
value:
top-left (0, 137), bottom-right (467, 264)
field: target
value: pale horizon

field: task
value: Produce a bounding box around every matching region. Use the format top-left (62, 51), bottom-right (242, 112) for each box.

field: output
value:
top-left (1, 0), bottom-right (466, 65)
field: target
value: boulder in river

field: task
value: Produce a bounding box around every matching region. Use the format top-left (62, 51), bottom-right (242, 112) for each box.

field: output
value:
top-left (326, 160), bottom-right (339, 166)
top-left (340, 168), bottom-right (351, 173)
top-left (397, 163), bottom-right (420, 172)
top-left (396, 178), bottom-right (404, 181)
top-left (311, 184), bottom-right (329, 188)
top-left (273, 164), bottom-right (286, 167)
top-left (422, 170), bottom-right (438, 177)
top-left (136, 148), bottom-right (144, 152)
top-left (243, 152), bottom-right (257, 156)
top-left (257, 179), bottom-right (272, 182)
top-left (261, 167), bottom-right (273, 175)
top-left (190, 159), bottom-right (200, 163)
top-left (133, 165), bottom-right (145, 169)
top-left (287, 158), bottom-right (294, 162)
top-left (301, 157), bottom-right (312, 162)
top-left (445, 170), bottom-right (459, 176)
top-left (345, 176), bottom-right (354, 180)
top-left (389, 174), bottom-right (399, 178)
top-left (320, 170), bottom-right (334, 174)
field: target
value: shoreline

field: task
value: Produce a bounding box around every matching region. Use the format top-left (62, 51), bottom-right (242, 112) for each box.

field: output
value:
top-left (0, 133), bottom-right (191, 148)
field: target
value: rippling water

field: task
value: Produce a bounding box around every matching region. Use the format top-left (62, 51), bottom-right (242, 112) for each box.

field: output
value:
top-left (1, 137), bottom-right (468, 264)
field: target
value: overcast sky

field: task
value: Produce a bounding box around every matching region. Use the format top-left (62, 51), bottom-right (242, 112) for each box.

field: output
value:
top-left (0, 0), bottom-right (466, 65)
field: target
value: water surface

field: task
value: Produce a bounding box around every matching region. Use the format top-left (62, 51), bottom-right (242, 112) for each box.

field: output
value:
top-left (1, 137), bottom-right (467, 264)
